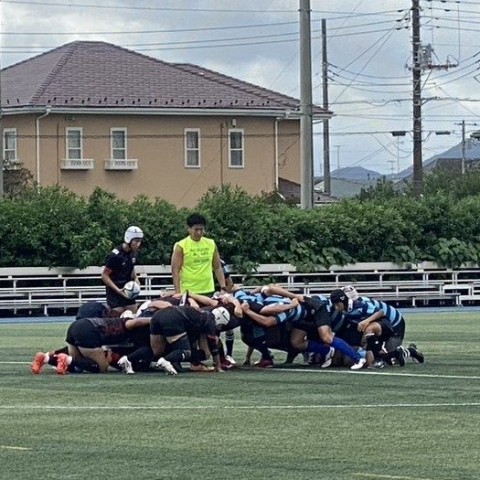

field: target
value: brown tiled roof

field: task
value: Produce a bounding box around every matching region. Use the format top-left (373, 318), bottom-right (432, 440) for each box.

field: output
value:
top-left (1, 41), bottom-right (329, 115)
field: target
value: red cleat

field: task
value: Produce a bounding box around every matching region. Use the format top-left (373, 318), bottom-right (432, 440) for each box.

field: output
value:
top-left (31, 352), bottom-right (46, 375)
top-left (56, 353), bottom-right (70, 375)
top-left (254, 359), bottom-right (274, 368)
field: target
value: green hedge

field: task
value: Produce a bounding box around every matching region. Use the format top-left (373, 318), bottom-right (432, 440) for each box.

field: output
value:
top-left (1, 173), bottom-right (480, 270)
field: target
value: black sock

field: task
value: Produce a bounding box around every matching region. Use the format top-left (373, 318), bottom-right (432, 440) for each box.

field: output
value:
top-left (253, 337), bottom-right (272, 360)
top-left (74, 357), bottom-right (100, 373)
top-left (225, 331), bottom-right (234, 357)
top-left (366, 335), bottom-right (382, 360)
top-left (165, 349), bottom-right (191, 364)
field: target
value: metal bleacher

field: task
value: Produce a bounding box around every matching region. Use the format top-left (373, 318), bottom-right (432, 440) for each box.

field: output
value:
top-left (0, 261), bottom-right (479, 315)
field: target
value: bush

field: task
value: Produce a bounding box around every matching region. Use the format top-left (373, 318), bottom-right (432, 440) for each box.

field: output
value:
top-left (2, 176), bottom-right (480, 270)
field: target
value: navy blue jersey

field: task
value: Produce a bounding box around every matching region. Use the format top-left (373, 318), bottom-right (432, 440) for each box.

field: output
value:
top-left (233, 289), bottom-right (263, 304)
top-left (261, 295), bottom-right (303, 324)
top-left (344, 298), bottom-right (404, 334)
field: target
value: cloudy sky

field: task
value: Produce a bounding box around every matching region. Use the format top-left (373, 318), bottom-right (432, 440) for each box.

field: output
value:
top-left (2, 0), bottom-right (480, 175)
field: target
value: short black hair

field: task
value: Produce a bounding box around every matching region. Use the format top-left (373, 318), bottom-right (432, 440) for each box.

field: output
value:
top-left (187, 213), bottom-right (206, 228)
top-left (330, 289), bottom-right (348, 305)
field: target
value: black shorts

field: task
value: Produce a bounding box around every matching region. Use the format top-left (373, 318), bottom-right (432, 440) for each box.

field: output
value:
top-left (106, 288), bottom-right (136, 309)
top-left (150, 309), bottom-right (185, 337)
top-left (376, 318), bottom-right (395, 337)
top-left (303, 298), bottom-right (332, 328)
top-left (66, 318), bottom-right (103, 349)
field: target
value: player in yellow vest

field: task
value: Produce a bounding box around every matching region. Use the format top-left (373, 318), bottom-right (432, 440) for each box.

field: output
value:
top-left (171, 213), bottom-right (227, 296)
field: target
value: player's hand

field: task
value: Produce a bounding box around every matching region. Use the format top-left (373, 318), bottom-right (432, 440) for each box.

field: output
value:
top-left (241, 302), bottom-right (250, 312)
top-left (357, 320), bottom-right (368, 332)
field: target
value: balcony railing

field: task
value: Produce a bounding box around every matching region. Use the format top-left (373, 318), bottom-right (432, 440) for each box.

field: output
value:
top-left (104, 159), bottom-right (138, 170)
top-left (60, 158), bottom-right (94, 170)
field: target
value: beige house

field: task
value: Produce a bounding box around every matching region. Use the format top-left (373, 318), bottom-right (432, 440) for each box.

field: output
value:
top-left (1, 41), bottom-right (330, 206)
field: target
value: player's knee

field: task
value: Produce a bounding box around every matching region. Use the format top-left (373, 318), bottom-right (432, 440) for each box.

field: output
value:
top-left (319, 328), bottom-right (334, 345)
top-left (290, 336), bottom-right (304, 350)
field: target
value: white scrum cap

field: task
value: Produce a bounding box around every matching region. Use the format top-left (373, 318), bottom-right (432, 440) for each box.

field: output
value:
top-left (212, 306), bottom-right (230, 327)
top-left (124, 226), bottom-right (144, 243)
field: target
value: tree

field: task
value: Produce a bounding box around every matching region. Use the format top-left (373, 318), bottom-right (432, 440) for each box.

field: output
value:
top-left (3, 160), bottom-right (34, 198)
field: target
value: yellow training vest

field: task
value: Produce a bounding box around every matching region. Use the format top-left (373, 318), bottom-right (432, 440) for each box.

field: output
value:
top-left (176, 236), bottom-right (216, 294)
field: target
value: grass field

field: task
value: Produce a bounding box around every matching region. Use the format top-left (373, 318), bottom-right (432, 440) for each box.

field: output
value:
top-left (0, 312), bottom-right (479, 480)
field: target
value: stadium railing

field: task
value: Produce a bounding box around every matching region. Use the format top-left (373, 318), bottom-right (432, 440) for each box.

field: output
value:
top-left (0, 261), bottom-right (478, 314)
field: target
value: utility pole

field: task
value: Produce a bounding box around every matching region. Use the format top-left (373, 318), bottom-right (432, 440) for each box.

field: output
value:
top-left (412, 0), bottom-right (423, 197)
top-left (321, 19), bottom-right (331, 196)
top-left (461, 120), bottom-right (466, 175)
top-left (299, 0), bottom-right (313, 209)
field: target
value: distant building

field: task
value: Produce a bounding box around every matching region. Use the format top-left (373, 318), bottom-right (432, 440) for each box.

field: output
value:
top-left (1, 41), bottom-right (331, 206)
top-left (315, 178), bottom-right (378, 199)
top-left (279, 177), bottom-right (339, 204)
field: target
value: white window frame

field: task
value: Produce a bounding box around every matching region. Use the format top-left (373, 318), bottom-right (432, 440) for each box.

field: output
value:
top-left (228, 128), bottom-right (244, 168)
top-left (111, 128), bottom-right (127, 160)
top-left (66, 127), bottom-right (83, 160)
top-left (3, 128), bottom-right (18, 162)
top-left (184, 128), bottom-right (201, 168)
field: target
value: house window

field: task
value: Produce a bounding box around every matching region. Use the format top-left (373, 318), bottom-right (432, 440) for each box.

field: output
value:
top-left (185, 129), bottom-right (200, 168)
top-left (111, 128), bottom-right (127, 160)
top-left (3, 128), bottom-right (17, 161)
top-left (66, 128), bottom-right (82, 160)
top-left (229, 129), bottom-right (244, 168)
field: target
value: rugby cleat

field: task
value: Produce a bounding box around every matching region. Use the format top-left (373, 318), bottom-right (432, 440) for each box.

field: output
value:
top-left (156, 357), bottom-right (177, 375)
top-left (56, 353), bottom-right (70, 375)
top-left (117, 355), bottom-right (135, 375)
top-left (321, 347), bottom-right (335, 369)
top-left (253, 358), bottom-right (274, 368)
top-left (31, 352), bottom-right (47, 375)
top-left (408, 343), bottom-right (425, 364)
top-left (224, 355), bottom-right (237, 366)
top-left (350, 349), bottom-right (367, 370)
top-left (395, 346), bottom-right (408, 367)
top-left (350, 357), bottom-right (367, 370)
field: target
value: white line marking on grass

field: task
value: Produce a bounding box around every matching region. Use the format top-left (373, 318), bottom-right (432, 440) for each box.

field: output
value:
top-left (0, 445), bottom-right (31, 451)
top-left (0, 361), bottom-right (31, 364)
top-left (354, 474), bottom-right (436, 480)
top-left (1, 362), bottom-right (480, 380)
top-left (0, 402), bottom-right (478, 411)
top-left (274, 367), bottom-right (480, 380)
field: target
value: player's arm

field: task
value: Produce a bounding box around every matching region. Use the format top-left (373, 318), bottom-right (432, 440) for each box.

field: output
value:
top-left (212, 247), bottom-right (227, 291)
top-left (148, 300), bottom-right (174, 310)
top-left (262, 284), bottom-right (304, 302)
top-left (357, 310), bottom-right (384, 332)
top-left (241, 302), bottom-right (277, 328)
top-left (171, 244), bottom-right (184, 294)
top-left (222, 294), bottom-right (243, 318)
top-left (125, 317), bottom-right (151, 329)
top-left (260, 298), bottom-right (299, 315)
top-left (101, 266), bottom-right (127, 298)
top-left (187, 292), bottom-right (219, 307)
top-left (205, 333), bottom-right (223, 372)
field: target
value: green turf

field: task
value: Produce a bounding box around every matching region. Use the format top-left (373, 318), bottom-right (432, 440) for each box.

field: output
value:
top-left (0, 313), bottom-right (479, 480)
